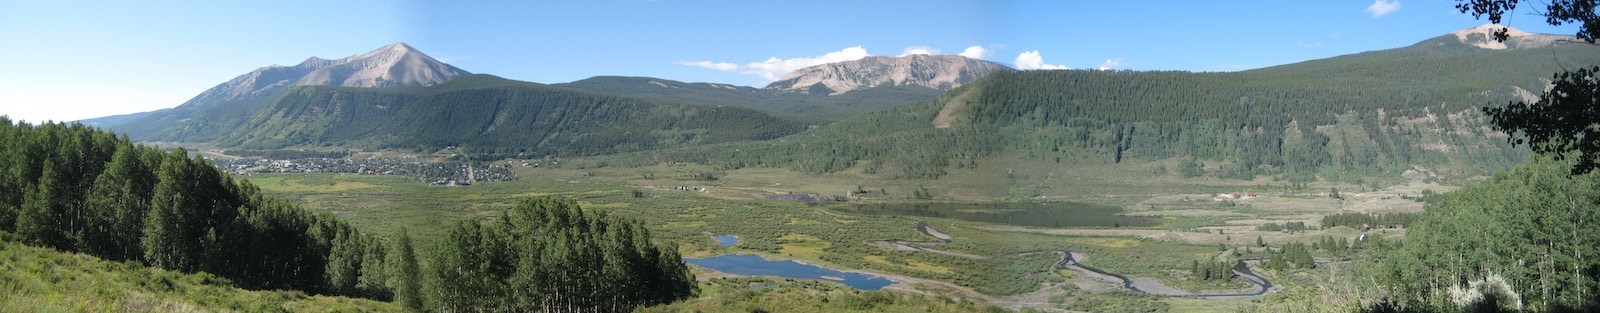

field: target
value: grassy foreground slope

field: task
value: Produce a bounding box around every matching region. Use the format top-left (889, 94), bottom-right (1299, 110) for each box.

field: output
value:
top-left (0, 239), bottom-right (400, 312)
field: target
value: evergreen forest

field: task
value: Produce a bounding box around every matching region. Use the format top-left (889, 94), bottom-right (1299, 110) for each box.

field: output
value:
top-left (0, 118), bottom-right (697, 312)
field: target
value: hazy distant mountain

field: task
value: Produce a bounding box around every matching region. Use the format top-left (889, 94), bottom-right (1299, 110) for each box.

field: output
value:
top-left (77, 108), bottom-right (166, 129)
top-left (764, 54), bottom-right (1013, 95)
top-left (103, 43), bottom-right (468, 142)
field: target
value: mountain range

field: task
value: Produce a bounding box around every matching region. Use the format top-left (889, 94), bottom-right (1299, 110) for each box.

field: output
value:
top-left (588, 24), bottom-right (1600, 185)
top-left (88, 43), bottom-right (1008, 139)
top-left (77, 24), bottom-right (1600, 185)
top-left (556, 55), bottom-right (1010, 121)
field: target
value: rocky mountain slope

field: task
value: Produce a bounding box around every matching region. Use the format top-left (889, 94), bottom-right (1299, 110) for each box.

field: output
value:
top-left (93, 43), bottom-right (468, 141)
top-left (1448, 23), bottom-right (1571, 50)
top-left (764, 54), bottom-right (1012, 95)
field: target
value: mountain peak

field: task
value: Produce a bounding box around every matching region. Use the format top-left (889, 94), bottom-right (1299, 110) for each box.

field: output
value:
top-left (171, 43), bottom-right (469, 114)
top-left (380, 42), bottom-right (415, 52)
top-left (355, 42), bottom-right (420, 60)
top-left (294, 42), bottom-right (467, 88)
top-left (1448, 23), bottom-right (1565, 50)
top-left (765, 54), bottom-right (1013, 95)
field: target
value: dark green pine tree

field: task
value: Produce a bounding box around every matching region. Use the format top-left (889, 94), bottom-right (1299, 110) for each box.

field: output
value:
top-left (324, 228), bottom-right (363, 295)
top-left (18, 159), bottom-right (72, 250)
top-left (438, 196), bottom-right (697, 312)
top-left (80, 147), bottom-right (157, 261)
top-left (429, 221), bottom-right (512, 311)
top-left (357, 235), bottom-right (391, 300)
top-left (144, 149), bottom-right (205, 271)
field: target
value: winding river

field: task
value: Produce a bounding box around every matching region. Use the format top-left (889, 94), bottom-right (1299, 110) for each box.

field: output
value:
top-left (902, 220), bottom-right (1277, 299)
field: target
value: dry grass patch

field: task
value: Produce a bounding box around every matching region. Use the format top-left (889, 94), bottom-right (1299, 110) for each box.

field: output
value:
top-left (776, 233), bottom-right (829, 259)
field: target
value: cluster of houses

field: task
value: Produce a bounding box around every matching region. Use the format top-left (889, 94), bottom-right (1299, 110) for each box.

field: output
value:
top-left (209, 156), bottom-right (517, 185)
top-left (672, 186), bottom-right (709, 193)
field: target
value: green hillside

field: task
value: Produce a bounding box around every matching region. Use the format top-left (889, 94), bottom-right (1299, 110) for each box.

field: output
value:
top-left (126, 91), bottom-right (287, 143)
top-left (218, 74), bottom-right (808, 157)
top-left (0, 238), bottom-right (403, 312)
top-left (556, 76), bottom-right (945, 122)
top-left (592, 34), bottom-right (1600, 184)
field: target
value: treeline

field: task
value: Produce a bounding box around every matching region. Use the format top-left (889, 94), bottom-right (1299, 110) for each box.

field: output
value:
top-left (217, 74), bottom-right (806, 158)
top-left (1188, 259), bottom-right (1235, 282)
top-left (0, 118), bottom-right (419, 306)
top-left (1264, 242), bottom-right (1315, 271)
top-left (1256, 221), bottom-right (1309, 232)
top-left (1372, 157), bottom-right (1599, 311)
top-left (1320, 212), bottom-right (1421, 229)
top-left (221, 149), bottom-right (352, 159)
top-left (1312, 236), bottom-right (1354, 257)
top-left (428, 196), bottom-right (697, 312)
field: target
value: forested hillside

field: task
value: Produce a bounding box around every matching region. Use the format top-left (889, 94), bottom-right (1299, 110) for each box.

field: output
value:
top-left (556, 76), bottom-right (945, 122)
top-left (596, 33), bottom-right (1600, 183)
top-left (219, 74), bottom-right (807, 157)
top-left (1370, 156), bottom-right (1599, 311)
top-left (0, 117), bottom-right (419, 305)
top-left (0, 118), bottom-right (698, 312)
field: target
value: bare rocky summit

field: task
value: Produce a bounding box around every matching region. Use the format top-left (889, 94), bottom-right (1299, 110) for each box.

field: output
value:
top-left (92, 43), bottom-right (469, 140)
top-left (189, 43), bottom-right (467, 106)
top-left (1449, 24), bottom-right (1571, 50)
top-left (764, 54), bottom-right (1012, 95)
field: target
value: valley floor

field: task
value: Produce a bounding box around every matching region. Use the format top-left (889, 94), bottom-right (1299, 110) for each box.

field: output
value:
top-left (215, 155), bottom-right (1432, 312)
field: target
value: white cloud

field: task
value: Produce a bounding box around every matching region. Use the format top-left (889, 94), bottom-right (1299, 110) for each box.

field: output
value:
top-left (1097, 58), bottom-right (1124, 71)
top-left (958, 46), bottom-right (991, 59)
top-left (900, 46), bottom-right (941, 56)
top-left (1296, 41), bottom-right (1324, 48)
top-left (1015, 51), bottom-right (1069, 70)
top-left (739, 46), bottom-right (871, 80)
top-left (1366, 0), bottom-right (1401, 18)
top-left (674, 61), bottom-right (738, 72)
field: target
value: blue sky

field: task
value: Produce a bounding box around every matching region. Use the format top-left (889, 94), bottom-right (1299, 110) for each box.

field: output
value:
top-left (0, 0), bottom-right (1582, 122)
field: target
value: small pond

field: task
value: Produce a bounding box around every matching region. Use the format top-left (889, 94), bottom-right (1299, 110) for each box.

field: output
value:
top-left (713, 235), bottom-right (739, 247)
top-left (836, 202), bottom-right (1158, 228)
top-left (683, 254), bottom-right (895, 290)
